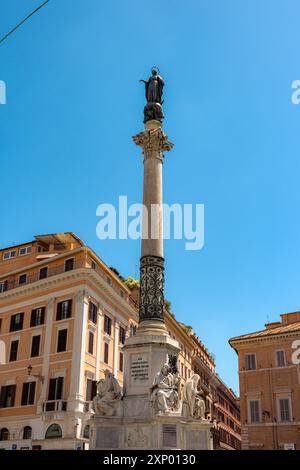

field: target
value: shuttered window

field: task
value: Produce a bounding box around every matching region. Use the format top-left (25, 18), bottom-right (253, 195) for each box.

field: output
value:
top-left (57, 329), bottom-right (68, 352)
top-left (9, 340), bottom-right (19, 362)
top-left (48, 377), bottom-right (64, 400)
top-left (21, 382), bottom-right (36, 406)
top-left (31, 335), bottom-right (41, 357)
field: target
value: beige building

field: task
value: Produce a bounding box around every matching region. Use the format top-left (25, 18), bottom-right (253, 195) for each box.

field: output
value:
top-left (0, 232), bottom-right (241, 450)
top-left (229, 312), bottom-right (300, 450)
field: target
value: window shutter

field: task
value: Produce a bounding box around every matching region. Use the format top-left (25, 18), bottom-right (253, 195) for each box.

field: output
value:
top-left (67, 299), bottom-right (72, 318)
top-left (29, 382), bottom-right (36, 405)
top-left (56, 302), bottom-right (62, 321)
top-left (10, 385), bottom-right (16, 407)
top-left (56, 377), bottom-right (64, 399)
top-left (91, 380), bottom-right (97, 400)
top-left (86, 379), bottom-right (92, 401)
top-left (48, 378), bottom-right (56, 400)
top-left (30, 310), bottom-right (36, 327)
top-left (40, 307), bottom-right (45, 324)
top-left (21, 383), bottom-right (29, 406)
top-left (19, 312), bottom-right (24, 329)
top-left (31, 336), bottom-right (40, 357)
top-left (0, 386), bottom-right (6, 407)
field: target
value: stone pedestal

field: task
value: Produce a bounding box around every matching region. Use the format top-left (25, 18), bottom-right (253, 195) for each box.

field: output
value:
top-left (90, 415), bottom-right (213, 450)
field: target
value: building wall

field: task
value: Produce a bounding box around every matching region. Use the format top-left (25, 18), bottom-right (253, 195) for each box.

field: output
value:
top-left (230, 316), bottom-right (300, 450)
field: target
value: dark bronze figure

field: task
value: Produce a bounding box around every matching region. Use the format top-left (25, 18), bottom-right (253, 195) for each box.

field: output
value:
top-left (140, 67), bottom-right (165, 123)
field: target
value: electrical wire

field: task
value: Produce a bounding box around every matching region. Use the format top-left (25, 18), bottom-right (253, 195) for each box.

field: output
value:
top-left (0, 0), bottom-right (50, 46)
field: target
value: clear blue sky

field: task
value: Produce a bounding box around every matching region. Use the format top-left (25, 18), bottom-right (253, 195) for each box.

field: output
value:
top-left (1, 0), bottom-right (300, 393)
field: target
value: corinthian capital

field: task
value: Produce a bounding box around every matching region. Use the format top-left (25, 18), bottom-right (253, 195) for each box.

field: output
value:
top-left (132, 127), bottom-right (173, 159)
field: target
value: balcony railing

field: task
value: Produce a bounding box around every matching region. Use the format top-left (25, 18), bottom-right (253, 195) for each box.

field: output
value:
top-left (42, 400), bottom-right (67, 412)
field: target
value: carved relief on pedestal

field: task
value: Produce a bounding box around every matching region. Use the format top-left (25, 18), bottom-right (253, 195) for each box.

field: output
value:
top-left (126, 427), bottom-right (149, 448)
top-left (92, 370), bottom-right (122, 416)
top-left (139, 255), bottom-right (165, 322)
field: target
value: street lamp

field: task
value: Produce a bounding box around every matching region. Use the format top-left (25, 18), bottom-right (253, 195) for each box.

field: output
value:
top-left (27, 365), bottom-right (44, 383)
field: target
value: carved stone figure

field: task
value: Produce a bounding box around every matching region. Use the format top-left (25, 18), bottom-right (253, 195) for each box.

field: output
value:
top-left (140, 67), bottom-right (165, 123)
top-left (182, 374), bottom-right (206, 420)
top-left (150, 363), bottom-right (180, 415)
top-left (92, 370), bottom-right (122, 416)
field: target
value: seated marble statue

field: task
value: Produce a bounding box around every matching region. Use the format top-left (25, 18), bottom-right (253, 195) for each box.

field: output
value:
top-left (182, 374), bottom-right (206, 419)
top-left (92, 369), bottom-right (122, 416)
top-left (150, 363), bottom-right (180, 415)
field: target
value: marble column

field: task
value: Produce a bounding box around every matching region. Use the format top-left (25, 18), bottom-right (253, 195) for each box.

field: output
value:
top-left (133, 120), bottom-right (173, 333)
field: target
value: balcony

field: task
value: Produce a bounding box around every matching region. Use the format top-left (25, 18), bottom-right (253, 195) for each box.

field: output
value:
top-left (42, 400), bottom-right (67, 412)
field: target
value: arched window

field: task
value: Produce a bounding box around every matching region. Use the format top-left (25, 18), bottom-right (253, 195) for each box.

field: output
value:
top-left (45, 423), bottom-right (62, 439)
top-left (83, 425), bottom-right (90, 439)
top-left (23, 426), bottom-right (32, 439)
top-left (0, 428), bottom-right (9, 441)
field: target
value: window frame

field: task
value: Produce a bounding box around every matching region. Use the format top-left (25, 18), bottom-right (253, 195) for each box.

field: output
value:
top-left (245, 353), bottom-right (257, 371)
top-left (276, 350), bottom-right (286, 367)
top-left (248, 399), bottom-right (261, 424)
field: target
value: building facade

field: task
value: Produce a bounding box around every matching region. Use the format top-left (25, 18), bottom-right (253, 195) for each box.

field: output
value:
top-left (229, 312), bottom-right (300, 450)
top-left (0, 232), bottom-right (241, 450)
top-left (0, 233), bottom-right (138, 450)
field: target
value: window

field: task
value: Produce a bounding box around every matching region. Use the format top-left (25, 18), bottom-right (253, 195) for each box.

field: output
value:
top-left (64, 258), bottom-right (74, 272)
top-left (119, 326), bottom-right (126, 345)
top-left (276, 350), bottom-right (286, 367)
top-left (56, 299), bottom-right (72, 320)
top-left (104, 315), bottom-right (112, 335)
top-left (0, 384), bottom-right (16, 408)
top-left (119, 352), bottom-right (124, 372)
top-left (30, 307), bottom-right (45, 327)
top-left (245, 354), bottom-right (256, 370)
top-left (39, 267), bottom-right (48, 280)
top-left (21, 382), bottom-right (36, 406)
top-left (19, 274), bottom-right (27, 285)
top-left (86, 379), bottom-right (97, 401)
top-left (0, 280), bottom-right (8, 293)
top-left (10, 312), bottom-right (24, 332)
top-left (0, 428), bottom-right (9, 440)
top-left (91, 260), bottom-right (96, 270)
top-left (48, 377), bottom-right (64, 400)
top-left (31, 335), bottom-right (41, 357)
top-left (57, 329), bottom-right (68, 352)
top-left (88, 302), bottom-right (97, 324)
top-left (279, 398), bottom-right (291, 422)
top-left (9, 340), bottom-right (19, 362)
top-left (23, 426), bottom-right (32, 439)
top-left (3, 250), bottom-right (16, 260)
top-left (88, 331), bottom-right (94, 355)
top-left (45, 423), bottom-right (62, 439)
top-left (83, 425), bottom-right (90, 439)
top-left (19, 246), bottom-right (32, 256)
top-left (249, 400), bottom-right (260, 423)
top-left (104, 342), bottom-right (109, 364)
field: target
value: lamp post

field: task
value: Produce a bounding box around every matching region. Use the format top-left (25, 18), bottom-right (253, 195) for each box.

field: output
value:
top-left (27, 365), bottom-right (44, 383)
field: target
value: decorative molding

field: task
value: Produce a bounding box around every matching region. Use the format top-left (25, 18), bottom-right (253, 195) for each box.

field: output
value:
top-left (139, 255), bottom-right (164, 322)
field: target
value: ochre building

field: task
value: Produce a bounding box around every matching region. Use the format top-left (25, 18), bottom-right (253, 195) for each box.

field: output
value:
top-left (229, 312), bottom-right (300, 450)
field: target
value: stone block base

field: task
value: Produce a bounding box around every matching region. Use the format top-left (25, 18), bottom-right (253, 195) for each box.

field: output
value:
top-left (89, 415), bottom-right (213, 450)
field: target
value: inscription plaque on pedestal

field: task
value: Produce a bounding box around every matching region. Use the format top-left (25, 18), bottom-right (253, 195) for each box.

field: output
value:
top-left (130, 354), bottom-right (150, 385)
